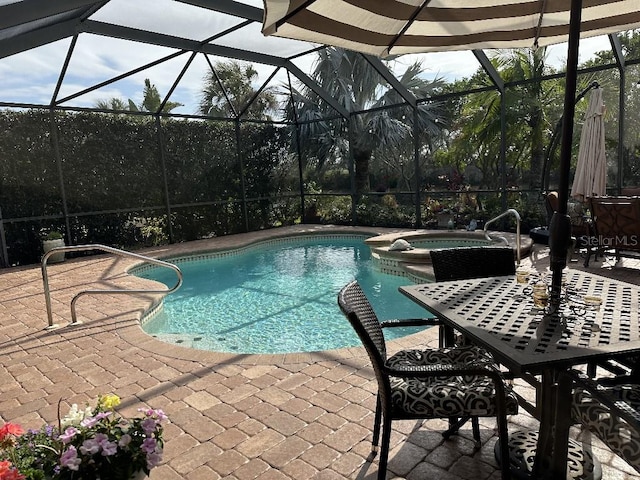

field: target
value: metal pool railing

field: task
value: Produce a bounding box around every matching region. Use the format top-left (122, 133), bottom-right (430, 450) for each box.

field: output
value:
top-left (41, 244), bottom-right (182, 329)
top-left (484, 208), bottom-right (521, 266)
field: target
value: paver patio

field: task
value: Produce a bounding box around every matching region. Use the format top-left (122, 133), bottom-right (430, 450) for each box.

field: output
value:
top-left (1, 225), bottom-right (639, 479)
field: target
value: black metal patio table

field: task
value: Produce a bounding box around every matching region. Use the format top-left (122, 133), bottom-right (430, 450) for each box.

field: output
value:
top-left (399, 270), bottom-right (640, 480)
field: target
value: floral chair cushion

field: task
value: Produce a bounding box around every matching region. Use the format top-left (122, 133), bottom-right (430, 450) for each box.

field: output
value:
top-left (386, 346), bottom-right (519, 417)
top-left (572, 383), bottom-right (640, 472)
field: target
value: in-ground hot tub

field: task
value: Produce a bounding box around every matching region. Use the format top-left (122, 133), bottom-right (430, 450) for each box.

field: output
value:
top-left (365, 230), bottom-right (531, 281)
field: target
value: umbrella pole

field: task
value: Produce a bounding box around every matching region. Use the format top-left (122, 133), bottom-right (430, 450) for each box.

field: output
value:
top-left (549, 0), bottom-right (583, 309)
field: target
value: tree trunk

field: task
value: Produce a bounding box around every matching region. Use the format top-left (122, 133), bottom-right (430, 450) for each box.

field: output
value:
top-left (353, 148), bottom-right (371, 195)
top-left (529, 108), bottom-right (544, 190)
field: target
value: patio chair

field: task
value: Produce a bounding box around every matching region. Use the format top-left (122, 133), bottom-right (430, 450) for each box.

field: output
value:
top-left (430, 246), bottom-right (516, 281)
top-left (555, 369), bottom-right (640, 475)
top-left (587, 352), bottom-right (640, 383)
top-left (338, 281), bottom-right (518, 480)
top-left (585, 196), bottom-right (640, 266)
top-left (429, 246), bottom-right (516, 346)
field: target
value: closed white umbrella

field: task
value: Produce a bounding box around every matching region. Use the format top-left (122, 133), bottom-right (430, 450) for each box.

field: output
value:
top-left (571, 87), bottom-right (607, 201)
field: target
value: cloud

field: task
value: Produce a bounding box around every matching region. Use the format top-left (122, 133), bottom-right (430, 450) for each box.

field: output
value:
top-left (0, 0), bottom-right (616, 114)
top-left (389, 51), bottom-right (480, 82)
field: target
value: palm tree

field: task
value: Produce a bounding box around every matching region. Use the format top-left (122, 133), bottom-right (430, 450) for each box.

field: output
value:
top-left (287, 47), bottom-right (447, 194)
top-left (95, 98), bottom-right (130, 111)
top-left (447, 48), bottom-right (558, 190)
top-left (135, 79), bottom-right (183, 113)
top-left (198, 61), bottom-right (278, 119)
top-left (94, 79), bottom-right (183, 114)
top-left (497, 48), bottom-right (551, 189)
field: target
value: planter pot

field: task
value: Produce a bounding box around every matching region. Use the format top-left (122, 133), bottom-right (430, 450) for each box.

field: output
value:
top-left (42, 238), bottom-right (65, 263)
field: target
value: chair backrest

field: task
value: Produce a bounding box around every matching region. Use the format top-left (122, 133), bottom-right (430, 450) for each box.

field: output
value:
top-left (337, 281), bottom-right (388, 370)
top-left (430, 247), bottom-right (516, 282)
top-left (590, 196), bottom-right (640, 241)
top-left (621, 187), bottom-right (640, 196)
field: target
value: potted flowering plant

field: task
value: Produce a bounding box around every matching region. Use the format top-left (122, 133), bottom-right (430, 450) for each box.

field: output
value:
top-left (0, 394), bottom-right (166, 480)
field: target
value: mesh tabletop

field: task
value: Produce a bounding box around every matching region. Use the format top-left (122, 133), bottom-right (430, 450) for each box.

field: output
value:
top-left (400, 271), bottom-right (640, 373)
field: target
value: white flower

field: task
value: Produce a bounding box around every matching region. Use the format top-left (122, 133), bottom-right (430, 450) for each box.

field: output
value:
top-left (60, 404), bottom-right (93, 428)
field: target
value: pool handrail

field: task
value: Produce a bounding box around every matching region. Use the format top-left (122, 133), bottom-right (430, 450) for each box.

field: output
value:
top-left (41, 244), bottom-right (182, 329)
top-left (483, 208), bottom-right (521, 266)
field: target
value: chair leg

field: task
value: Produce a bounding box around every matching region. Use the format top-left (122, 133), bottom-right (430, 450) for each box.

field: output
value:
top-left (442, 416), bottom-right (470, 439)
top-left (377, 414), bottom-right (393, 480)
top-left (496, 413), bottom-right (511, 480)
top-left (472, 417), bottom-right (481, 449)
top-left (443, 417), bottom-right (482, 449)
top-left (371, 395), bottom-right (382, 454)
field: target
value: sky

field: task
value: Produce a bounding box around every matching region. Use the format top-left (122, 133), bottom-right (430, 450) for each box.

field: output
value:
top-left (0, 0), bottom-right (616, 117)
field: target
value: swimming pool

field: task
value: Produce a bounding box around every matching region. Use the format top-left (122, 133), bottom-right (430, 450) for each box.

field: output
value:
top-left (136, 236), bottom-right (430, 354)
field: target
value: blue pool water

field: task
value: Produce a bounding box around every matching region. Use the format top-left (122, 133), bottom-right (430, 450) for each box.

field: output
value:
top-left (137, 236), bottom-right (431, 354)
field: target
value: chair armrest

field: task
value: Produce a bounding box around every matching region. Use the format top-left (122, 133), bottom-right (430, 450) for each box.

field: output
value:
top-left (383, 362), bottom-right (501, 382)
top-left (564, 370), bottom-right (640, 427)
top-left (380, 318), bottom-right (442, 328)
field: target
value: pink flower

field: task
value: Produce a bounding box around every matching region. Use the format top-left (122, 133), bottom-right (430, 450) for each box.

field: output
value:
top-left (3, 396), bottom-right (168, 478)
top-left (100, 439), bottom-right (118, 456)
top-left (118, 434), bottom-right (132, 447)
top-left (146, 450), bottom-right (162, 469)
top-left (141, 418), bottom-right (157, 435)
top-left (58, 427), bottom-right (80, 444)
top-left (141, 437), bottom-right (157, 454)
top-left (139, 408), bottom-right (167, 422)
top-left (80, 412), bottom-right (111, 428)
top-left (60, 446), bottom-right (82, 471)
top-left (79, 436), bottom-right (102, 455)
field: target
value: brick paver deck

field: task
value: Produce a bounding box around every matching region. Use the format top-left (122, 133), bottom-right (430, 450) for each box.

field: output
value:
top-left (1, 225), bottom-right (639, 479)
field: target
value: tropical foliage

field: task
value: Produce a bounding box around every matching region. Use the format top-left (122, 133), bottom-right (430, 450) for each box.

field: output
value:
top-left (0, 109), bottom-right (293, 265)
top-left (433, 48), bottom-right (562, 191)
top-left (198, 60), bottom-right (278, 119)
top-left (285, 47), bottom-right (448, 195)
top-left (95, 79), bottom-right (183, 114)
top-left (3, 34), bottom-right (640, 266)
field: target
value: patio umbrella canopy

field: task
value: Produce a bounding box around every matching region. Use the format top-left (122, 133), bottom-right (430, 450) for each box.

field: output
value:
top-left (571, 87), bottom-right (607, 202)
top-left (262, 0), bottom-right (640, 57)
top-left (262, 0), bottom-right (640, 304)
